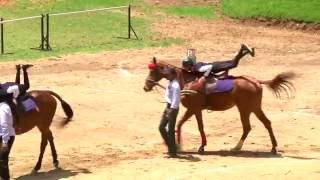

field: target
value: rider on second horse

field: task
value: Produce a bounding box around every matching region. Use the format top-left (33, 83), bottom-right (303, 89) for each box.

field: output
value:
top-left (181, 44), bottom-right (254, 93)
top-left (2, 64), bottom-right (33, 119)
top-left (0, 64), bottom-right (32, 180)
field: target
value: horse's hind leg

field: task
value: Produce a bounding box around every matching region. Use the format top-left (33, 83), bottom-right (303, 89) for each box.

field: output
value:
top-left (47, 130), bottom-right (59, 168)
top-left (33, 131), bottom-right (48, 173)
top-left (254, 108), bottom-right (278, 154)
top-left (231, 110), bottom-right (251, 152)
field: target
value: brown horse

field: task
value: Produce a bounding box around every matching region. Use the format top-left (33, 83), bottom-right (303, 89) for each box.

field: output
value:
top-left (11, 90), bottom-right (73, 173)
top-left (143, 57), bottom-right (294, 154)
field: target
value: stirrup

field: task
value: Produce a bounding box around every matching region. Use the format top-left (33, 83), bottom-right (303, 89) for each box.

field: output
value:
top-left (206, 106), bottom-right (213, 112)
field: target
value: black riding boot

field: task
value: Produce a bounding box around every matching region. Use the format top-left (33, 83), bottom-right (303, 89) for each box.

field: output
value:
top-left (22, 64), bottom-right (33, 92)
top-left (15, 64), bottom-right (21, 84)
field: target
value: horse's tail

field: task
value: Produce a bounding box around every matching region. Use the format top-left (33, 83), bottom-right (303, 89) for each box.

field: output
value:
top-left (258, 72), bottom-right (296, 98)
top-left (47, 91), bottom-right (74, 126)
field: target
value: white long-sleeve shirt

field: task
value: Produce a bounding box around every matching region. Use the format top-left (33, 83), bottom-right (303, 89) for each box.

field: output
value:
top-left (0, 102), bottom-right (15, 144)
top-left (165, 79), bottom-right (180, 109)
top-left (198, 64), bottom-right (213, 72)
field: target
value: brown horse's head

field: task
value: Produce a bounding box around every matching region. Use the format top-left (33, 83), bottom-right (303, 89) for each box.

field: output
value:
top-left (143, 57), bottom-right (168, 91)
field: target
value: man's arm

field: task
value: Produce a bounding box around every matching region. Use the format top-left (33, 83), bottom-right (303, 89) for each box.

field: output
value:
top-left (198, 64), bottom-right (213, 73)
top-left (0, 107), bottom-right (10, 145)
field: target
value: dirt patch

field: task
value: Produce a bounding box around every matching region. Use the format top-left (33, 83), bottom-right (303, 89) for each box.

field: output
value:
top-left (0, 0), bottom-right (13, 6)
top-left (1, 3), bottom-right (320, 179)
top-left (147, 0), bottom-right (319, 32)
top-left (239, 17), bottom-right (320, 32)
top-left (3, 13), bottom-right (320, 179)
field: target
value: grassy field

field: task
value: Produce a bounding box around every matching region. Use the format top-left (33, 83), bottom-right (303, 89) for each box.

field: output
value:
top-left (0, 0), bottom-right (182, 61)
top-left (1, 0), bottom-right (318, 61)
top-left (221, 0), bottom-right (320, 23)
top-left (162, 5), bottom-right (215, 19)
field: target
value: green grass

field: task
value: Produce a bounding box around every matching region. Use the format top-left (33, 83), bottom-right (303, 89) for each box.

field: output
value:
top-left (221, 0), bottom-right (320, 23)
top-left (0, 0), bottom-right (140, 18)
top-left (162, 5), bottom-right (215, 19)
top-left (0, 0), bottom-right (183, 61)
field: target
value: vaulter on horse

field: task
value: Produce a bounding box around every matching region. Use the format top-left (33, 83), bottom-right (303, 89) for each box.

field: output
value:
top-left (181, 44), bottom-right (254, 94)
top-left (0, 64), bottom-right (32, 180)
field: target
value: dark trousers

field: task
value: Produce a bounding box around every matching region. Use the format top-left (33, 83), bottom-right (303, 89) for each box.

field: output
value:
top-left (159, 104), bottom-right (179, 155)
top-left (210, 48), bottom-right (247, 74)
top-left (0, 136), bottom-right (15, 180)
top-left (15, 67), bottom-right (30, 95)
top-left (14, 67), bottom-right (31, 123)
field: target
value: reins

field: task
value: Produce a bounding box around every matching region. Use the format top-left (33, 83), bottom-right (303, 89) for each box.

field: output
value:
top-left (146, 79), bottom-right (165, 89)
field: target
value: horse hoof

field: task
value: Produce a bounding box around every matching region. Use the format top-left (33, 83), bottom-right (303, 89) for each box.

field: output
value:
top-left (31, 169), bottom-right (38, 175)
top-left (230, 147), bottom-right (240, 152)
top-left (54, 160), bottom-right (59, 169)
top-left (271, 148), bottom-right (277, 155)
top-left (176, 144), bottom-right (182, 152)
top-left (198, 146), bottom-right (205, 155)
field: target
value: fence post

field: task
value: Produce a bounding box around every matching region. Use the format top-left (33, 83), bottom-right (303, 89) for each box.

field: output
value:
top-left (128, 4), bottom-right (131, 39)
top-left (127, 5), bottom-right (138, 40)
top-left (1, 18), bottom-right (4, 54)
top-left (40, 14), bottom-right (44, 50)
top-left (45, 14), bottom-right (51, 50)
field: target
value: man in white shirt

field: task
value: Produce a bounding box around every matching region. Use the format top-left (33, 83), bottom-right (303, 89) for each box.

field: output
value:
top-left (0, 84), bottom-right (20, 180)
top-left (159, 67), bottom-right (180, 158)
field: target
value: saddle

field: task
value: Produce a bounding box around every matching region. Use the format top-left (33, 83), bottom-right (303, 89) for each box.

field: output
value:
top-left (205, 78), bottom-right (234, 94)
top-left (185, 75), bottom-right (234, 95)
top-left (16, 95), bottom-right (37, 114)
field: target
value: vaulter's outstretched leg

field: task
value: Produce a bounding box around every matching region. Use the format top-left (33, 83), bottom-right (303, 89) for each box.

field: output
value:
top-left (210, 44), bottom-right (255, 73)
top-left (17, 64), bottom-right (33, 95)
top-left (22, 64), bottom-right (33, 91)
top-left (15, 64), bottom-right (21, 84)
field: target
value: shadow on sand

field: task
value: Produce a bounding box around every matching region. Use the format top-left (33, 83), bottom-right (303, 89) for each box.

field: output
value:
top-left (14, 167), bottom-right (91, 180)
top-left (180, 150), bottom-right (283, 158)
top-left (174, 154), bottom-right (202, 162)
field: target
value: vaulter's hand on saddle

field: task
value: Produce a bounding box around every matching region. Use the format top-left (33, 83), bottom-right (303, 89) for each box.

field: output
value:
top-left (181, 44), bottom-right (254, 94)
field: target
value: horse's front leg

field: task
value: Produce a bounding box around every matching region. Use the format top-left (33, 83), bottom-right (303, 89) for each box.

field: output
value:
top-left (176, 110), bottom-right (193, 145)
top-left (194, 110), bottom-right (207, 154)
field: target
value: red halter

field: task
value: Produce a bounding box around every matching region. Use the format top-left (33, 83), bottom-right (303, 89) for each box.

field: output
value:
top-left (148, 63), bottom-right (156, 70)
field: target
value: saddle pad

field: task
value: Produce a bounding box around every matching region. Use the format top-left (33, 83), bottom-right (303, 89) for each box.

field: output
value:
top-left (21, 98), bottom-right (37, 112)
top-left (214, 79), bottom-right (234, 93)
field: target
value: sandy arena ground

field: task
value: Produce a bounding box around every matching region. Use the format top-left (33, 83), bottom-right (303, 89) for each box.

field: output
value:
top-left (0, 8), bottom-right (319, 180)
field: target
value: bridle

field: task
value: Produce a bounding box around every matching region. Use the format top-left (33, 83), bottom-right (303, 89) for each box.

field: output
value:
top-left (145, 78), bottom-right (165, 89)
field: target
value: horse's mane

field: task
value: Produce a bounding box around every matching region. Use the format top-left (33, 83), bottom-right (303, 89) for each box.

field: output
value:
top-left (157, 60), bottom-right (181, 70)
